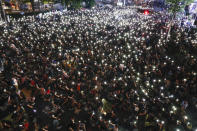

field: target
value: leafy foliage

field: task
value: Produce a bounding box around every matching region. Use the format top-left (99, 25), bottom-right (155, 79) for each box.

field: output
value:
top-left (166, 0), bottom-right (195, 14)
top-left (166, 0), bottom-right (183, 14)
top-left (63, 0), bottom-right (95, 9)
top-left (72, 0), bottom-right (82, 9)
top-left (62, 0), bottom-right (72, 7)
top-left (84, 0), bottom-right (95, 8)
top-left (184, 0), bottom-right (195, 5)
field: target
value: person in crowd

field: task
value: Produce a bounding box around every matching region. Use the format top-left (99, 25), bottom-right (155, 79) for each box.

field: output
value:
top-left (0, 6), bottom-right (197, 131)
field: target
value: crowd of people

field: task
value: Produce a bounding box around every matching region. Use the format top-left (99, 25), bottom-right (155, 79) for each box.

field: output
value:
top-left (0, 6), bottom-right (197, 131)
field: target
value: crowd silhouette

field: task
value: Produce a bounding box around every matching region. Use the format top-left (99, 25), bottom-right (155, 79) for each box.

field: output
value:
top-left (0, 6), bottom-right (197, 131)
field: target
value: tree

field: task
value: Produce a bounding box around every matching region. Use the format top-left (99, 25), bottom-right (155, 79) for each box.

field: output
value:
top-left (71, 0), bottom-right (82, 9)
top-left (30, 0), bottom-right (35, 12)
top-left (89, 0), bottom-right (95, 8)
top-left (165, 0), bottom-right (194, 41)
top-left (184, 0), bottom-right (194, 5)
top-left (62, 0), bottom-right (71, 8)
top-left (62, 0), bottom-right (95, 9)
top-left (166, 0), bottom-right (194, 18)
top-left (84, 0), bottom-right (95, 8)
top-left (0, 0), bottom-right (7, 21)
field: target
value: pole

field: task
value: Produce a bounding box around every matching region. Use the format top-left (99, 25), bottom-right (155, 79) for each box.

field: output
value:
top-left (0, 0), bottom-right (7, 22)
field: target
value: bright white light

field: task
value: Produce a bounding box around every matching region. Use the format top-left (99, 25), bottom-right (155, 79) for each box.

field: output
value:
top-left (184, 116), bottom-right (188, 120)
top-left (118, 77), bottom-right (122, 81)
